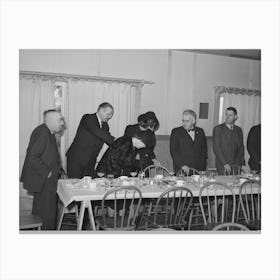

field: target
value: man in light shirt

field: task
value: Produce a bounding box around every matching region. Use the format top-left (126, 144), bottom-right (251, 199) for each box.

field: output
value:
top-left (213, 107), bottom-right (245, 175)
top-left (170, 110), bottom-right (207, 175)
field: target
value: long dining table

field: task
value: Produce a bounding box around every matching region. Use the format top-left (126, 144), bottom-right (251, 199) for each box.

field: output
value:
top-left (56, 175), bottom-right (261, 231)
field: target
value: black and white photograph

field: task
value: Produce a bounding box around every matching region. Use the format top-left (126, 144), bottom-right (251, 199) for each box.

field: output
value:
top-left (1, 1), bottom-right (280, 280)
top-left (19, 49), bottom-right (261, 232)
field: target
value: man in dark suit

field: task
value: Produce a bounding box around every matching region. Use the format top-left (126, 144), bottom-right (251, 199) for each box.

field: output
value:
top-left (213, 107), bottom-right (245, 175)
top-left (247, 124), bottom-right (261, 173)
top-left (170, 110), bottom-right (207, 174)
top-left (20, 110), bottom-right (64, 230)
top-left (66, 102), bottom-right (115, 178)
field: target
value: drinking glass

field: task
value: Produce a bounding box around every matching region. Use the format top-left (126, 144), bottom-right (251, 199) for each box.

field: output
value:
top-left (97, 172), bottom-right (105, 178)
top-left (107, 174), bottom-right (114, 188)
top-left (130, 171), bottom-right (138, 178)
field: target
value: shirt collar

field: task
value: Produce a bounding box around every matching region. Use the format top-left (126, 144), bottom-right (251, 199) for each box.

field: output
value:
top-left (226, 123), bottom-right (234, 130)
top-left (96, 113), bottom-right (102, 127)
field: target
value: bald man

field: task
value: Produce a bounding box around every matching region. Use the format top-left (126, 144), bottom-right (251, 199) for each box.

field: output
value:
top-left (21, 110), bottom-right (64, 230)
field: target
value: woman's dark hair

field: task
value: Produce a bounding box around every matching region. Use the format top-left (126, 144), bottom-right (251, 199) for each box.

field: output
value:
top-left (137, 111), bottom-right (159, 131)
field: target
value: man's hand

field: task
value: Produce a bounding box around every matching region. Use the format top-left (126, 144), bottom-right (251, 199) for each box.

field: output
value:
top-left (181, 165), bottom-right (190, 175)
top-left (47, 171), bottom-right (52, 178)
top-left (224, 164), bottom-right (231, 173)
top-left (132, 137), bottom-right (146, 149)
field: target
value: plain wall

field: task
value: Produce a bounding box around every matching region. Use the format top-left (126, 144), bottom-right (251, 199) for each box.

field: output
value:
top-left (19, 49), bottom-right (261, 136)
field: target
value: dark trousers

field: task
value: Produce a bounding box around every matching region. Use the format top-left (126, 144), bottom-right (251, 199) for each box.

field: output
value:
top-left (67, 157), bottom-right (96, 179)
top-left (32, 179), bottom-right (58, 230)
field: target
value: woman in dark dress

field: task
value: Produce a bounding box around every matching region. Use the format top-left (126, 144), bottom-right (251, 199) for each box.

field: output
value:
top-left (124, 111), bottom-right (160, 172)
top-left (95, 112), bottom-right (160, 178)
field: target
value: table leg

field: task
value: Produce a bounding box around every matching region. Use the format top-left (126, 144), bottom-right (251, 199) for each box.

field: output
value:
top-left (86, 201), bottom-right (96, 231)
top-left (77, 201), bottom-right (86, 230)
top-left (57, 205), bottom-right (66, 230)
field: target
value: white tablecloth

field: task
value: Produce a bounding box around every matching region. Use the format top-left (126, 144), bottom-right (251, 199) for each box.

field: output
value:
top-left (57, 176), bottom-right (260, 207)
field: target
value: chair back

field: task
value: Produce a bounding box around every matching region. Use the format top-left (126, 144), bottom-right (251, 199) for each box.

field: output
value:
top-left (176, 167), bottom-right (200, 177)
top-left (239, 180), bottom-right (261, 225)
top-left (143, 165), bottom-right (170, 178)
top-left (101, 186), bottom-right (142, 230)
top-left (212, 222), bottom-right (249, 231)
top-left (153, 187), bottom-right (193, 228)
top-left (224, 165), bottom-right (244, 175)
top-left (199, 182), bottom-right (236, 226)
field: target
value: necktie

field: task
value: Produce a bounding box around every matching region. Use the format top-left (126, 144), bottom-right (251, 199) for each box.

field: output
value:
top-left (187, 128), bottom-right (194, 133)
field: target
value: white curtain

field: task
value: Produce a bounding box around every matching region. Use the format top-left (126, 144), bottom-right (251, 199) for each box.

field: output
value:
top-left (19, 75), bottom-right (54, 174)
top-left (220, 92), bottom-right (261, 170)
top-left (65, 79), bottom-right (142, 166)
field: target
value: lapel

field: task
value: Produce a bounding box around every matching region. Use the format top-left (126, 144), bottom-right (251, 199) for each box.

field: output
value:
top-left (93, 113), bottom-right (100, 127)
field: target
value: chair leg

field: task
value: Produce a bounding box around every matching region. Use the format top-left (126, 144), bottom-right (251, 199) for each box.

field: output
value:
top-left (188, 208), bottom-right (193, 230)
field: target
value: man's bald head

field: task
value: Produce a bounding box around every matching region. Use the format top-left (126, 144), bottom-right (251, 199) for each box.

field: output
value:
top-left (43, 110), bottom-right (64, 133)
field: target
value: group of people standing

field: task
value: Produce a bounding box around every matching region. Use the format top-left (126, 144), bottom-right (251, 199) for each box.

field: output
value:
top-left (171, 107), bottom-right (261, 176)
top-left (20, 102), bottom-right (261, 230)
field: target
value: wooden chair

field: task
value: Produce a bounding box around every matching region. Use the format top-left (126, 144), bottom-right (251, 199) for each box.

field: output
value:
top-left (212, 222), bottom-right (250, 231)
top-left (143, 165), bottom-right (170, 178)
top-left (239, 180), bottom-right (261, 230)
top-left (95, 186), bottom-right (142, 230)
top-left (224, 165), bottom-right (244, 176)
top-left (56, 171), bottom-right (80, 230)
top-left (20, 214), bottom-right (42, 230)
top-left (57, 200), bottom-right (79, 230)
top-left (19, 182), bottom-right (42, 230)
top-left (176, 168), bottom-right (203, 230)
top-left (176, 167), bottom-right (200, 177)
top-left (199, 182), bottom-right (236, 230)
top-left (138, 187), bottom-right (193, 230)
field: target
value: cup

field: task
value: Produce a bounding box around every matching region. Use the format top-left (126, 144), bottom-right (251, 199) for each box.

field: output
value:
top-left (89, 182), bottom-right (97, 189)
top-left (155, 174), bottom-right (163, 180)
top-left (176, 180), bottom-right (184, 187)
top-left (83, 176), bottom-right (92, 186)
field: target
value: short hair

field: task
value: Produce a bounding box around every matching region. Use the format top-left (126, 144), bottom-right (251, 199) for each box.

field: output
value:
top-left (97, 102), bottom-right (114, 111)
top-left (43, 109), bottom-right (59, 121)
top-left (226, 107), bottom-right (237, 115)
top-left (183, 109), bottom-right (197, 121)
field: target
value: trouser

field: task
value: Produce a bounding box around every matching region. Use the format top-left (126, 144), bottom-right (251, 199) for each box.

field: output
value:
top-left (32, 179), bottom-right (58, 230)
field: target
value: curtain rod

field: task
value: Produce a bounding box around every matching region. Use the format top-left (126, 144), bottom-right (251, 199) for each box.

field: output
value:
top-left (214, 86), bottom-right (261, 96)
top-left (19, 70), bottom-right (154, 85)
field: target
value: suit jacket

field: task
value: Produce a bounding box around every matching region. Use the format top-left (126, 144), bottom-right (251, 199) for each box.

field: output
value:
top-left (170, 126), bottom-right (207, 173)
top-left (247, 124), bottom-right (261, 172)
top-left (124, 124), bottom-right (156, 170)
top-left (213, 123), bottom-right (245, 174)
top-left (20, 124), bottom-right (60, 193)
top-left (66, 113), bottom-right (114, 167)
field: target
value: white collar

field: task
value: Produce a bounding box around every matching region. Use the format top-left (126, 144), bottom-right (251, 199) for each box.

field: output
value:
top-left (96, 113), bottom-right (102, 127)
top-left (226, 123), bottom-right (234, 130)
